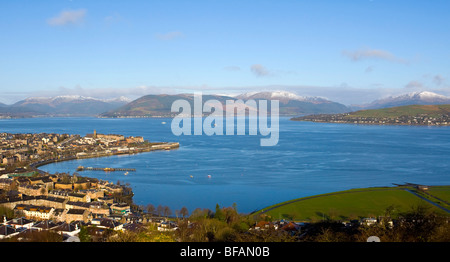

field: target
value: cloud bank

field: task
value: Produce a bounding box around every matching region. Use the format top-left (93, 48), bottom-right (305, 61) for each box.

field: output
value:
top-left (156, 31), bottom-right (184, 41)
top-left (342, 48), bottom-right (407, 64)
top-left (251, 64), bottom-right (271, 77)
top-left (47, 9), bottom-right (87, 26)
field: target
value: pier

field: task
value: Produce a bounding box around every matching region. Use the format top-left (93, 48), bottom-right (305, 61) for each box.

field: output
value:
top-left (77, 166), bottom-right (136, 172)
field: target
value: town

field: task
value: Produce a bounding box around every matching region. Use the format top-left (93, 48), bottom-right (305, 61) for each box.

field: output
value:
top-left (0, 130), bottom-right (180, 241)
top-left (293, 112), bottom-right (450, 126)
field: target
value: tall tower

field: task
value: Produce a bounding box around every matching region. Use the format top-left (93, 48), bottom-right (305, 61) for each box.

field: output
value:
top-left (94, 129), bottom-right (97, 138)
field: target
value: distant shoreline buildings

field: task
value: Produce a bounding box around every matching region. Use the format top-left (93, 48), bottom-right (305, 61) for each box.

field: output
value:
top-left (0, 130), bottom-right (179, 240)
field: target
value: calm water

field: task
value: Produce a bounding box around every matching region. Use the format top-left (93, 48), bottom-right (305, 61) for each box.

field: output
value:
top-left (1, 117), bottom-right (450, 213)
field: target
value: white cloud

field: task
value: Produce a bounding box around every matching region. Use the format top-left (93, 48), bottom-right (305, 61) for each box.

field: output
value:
top-left (104, 13), bottom-right (123, 25)
top-left (433, 74), bottom-right (445, 86)
top-left (342, 48), bottom-right (407, 64)
top-left (47, 9), bottom-right (87, 26)
top-left (405, 80), bottom-right (424, 89)
top-left (251, 64), bottom-right (271, 77)
top-left (365, 65), bottom-right (375, 73)
top-left (156, 31), bottom-right (184, 41)
top-left (223, 66), bottom-right (241, 72)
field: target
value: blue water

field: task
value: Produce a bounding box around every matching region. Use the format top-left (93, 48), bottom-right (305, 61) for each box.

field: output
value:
top-left (1, 117), bottom-right (450, 213)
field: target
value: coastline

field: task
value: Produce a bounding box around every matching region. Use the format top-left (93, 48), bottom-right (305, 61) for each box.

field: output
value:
top-left (291, 118), bottom-right (450, 127)
top-left (29, 142), bottom-right (180, 174)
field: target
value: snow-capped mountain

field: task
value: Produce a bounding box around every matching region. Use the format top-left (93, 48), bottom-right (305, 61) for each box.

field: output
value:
top-left (236, 91), bottom-right (329, 103)
top-left (103, 96), bottom-right (133, 104)
top-left (406, 91), bottom-right (449, 100)
top-left (362, 91), bottom-right (450, 109)
top-left (6, 95), bottom-right (132, 117)
top-left (101, 91), bottom-right (350, 117)
top-left (233, 91), bottom-right (349, 115)
top-left (21, 95), bottom-right (132, 104)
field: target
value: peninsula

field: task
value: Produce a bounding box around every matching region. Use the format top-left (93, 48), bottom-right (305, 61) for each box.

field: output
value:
top-left (291, 104), bottom-right (450, 126)
top-left (0, 130), bottom-right (179, 175)
top-left (0, 130), bottom-right (180, 241)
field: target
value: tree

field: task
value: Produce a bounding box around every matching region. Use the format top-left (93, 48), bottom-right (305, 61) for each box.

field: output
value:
top-left (190, 208), bottom-right (213, 220)
top-left (180, 206), bottom-right (189, 219)
top-left (146, 204), bottom-right (155, 215)
top-left (156, 205), bottom-right (164, 217)
top-left (0, 206), bottom-right (14, 220)
top-left (223, 207), bottom-right (240, 224)
top-left (72, 172), bottom-right (80, 183)
top-left (214, 204), bottom-right (225, 221)
top-left (163, 206), bottom-right (172, 217)
top-left (232, 203), bottom-right (238, 212)
top-left (78, 226), bottom-right (93, 242)
top-left (60, 174), bottom-right (71, 184)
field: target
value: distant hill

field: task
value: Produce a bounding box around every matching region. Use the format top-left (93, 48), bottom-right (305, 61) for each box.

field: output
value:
top-left (101, 91), bottom-right (350, 118)
top-left (353, 91), bottom-right (450, 110)
top-left (100, 94), bottom-right (235, 117)
top-left (349, 104), bottom-right (450, 118)
top-left (236, 91), bottom-right (350, 115)
top-left (292, 104), bottom-right (450, 126)
top-left (0, 95), bottom-right (131, 118)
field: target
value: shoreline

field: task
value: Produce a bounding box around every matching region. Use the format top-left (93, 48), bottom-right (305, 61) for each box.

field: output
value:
top-left (29, 142), bottom-right (180, 174)
top-left (291, 118), bottom-right (450, 127)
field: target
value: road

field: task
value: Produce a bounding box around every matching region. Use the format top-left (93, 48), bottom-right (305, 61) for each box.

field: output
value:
top-left (404, 189), bottom-right (450, 214)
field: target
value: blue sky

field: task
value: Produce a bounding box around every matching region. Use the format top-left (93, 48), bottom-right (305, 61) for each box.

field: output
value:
top-left (1, 0), bottom-right (450, 104)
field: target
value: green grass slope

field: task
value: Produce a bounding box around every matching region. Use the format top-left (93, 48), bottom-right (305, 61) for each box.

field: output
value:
top-left (255, 186), bottom-right (450, 222)
top-left (348, 104), bottom-right (450, 118)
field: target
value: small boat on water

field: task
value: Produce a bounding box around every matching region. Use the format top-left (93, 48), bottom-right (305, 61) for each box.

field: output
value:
top-left (207, 175), bottom-right (212, 178)
top-left (124, 172), bottom-right (129, 176)
top-left (162, 122), bottom-right (166, 124)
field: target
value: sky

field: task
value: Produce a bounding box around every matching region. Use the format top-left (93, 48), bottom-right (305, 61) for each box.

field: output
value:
top-left (1, 0), bottom-right (450, 105)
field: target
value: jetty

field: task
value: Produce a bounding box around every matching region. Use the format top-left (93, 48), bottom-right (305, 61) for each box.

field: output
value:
top-left (77, 166), bottom-right (136, 172)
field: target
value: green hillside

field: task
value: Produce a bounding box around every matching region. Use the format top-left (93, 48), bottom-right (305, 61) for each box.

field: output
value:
top-left (254, 186), bottom-right (450, 222)
top-left (101, 94), bottom-right (233, 117)
top-left (348, 104), bottom-right (450, 118)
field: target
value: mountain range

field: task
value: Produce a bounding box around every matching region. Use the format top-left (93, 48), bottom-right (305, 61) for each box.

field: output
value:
top-left (100, 91), bottom-right (351, 118)
top-left (1, 91), bottom-right (450, 118)
top-left (352, 91), bottom-right (450, 110)
top-left (234, 91), bottom-right (350, 116)
top-left (0, 95), bottom-right (131, 118)
top-left (100, 94), bottom-right (237, 118)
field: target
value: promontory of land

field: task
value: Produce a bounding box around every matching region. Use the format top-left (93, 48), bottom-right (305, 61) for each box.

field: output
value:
top-left (253, 184), bottom-right (450, 222)
top-left (0, 130), bottom-right (179, 175)
top-left (291, 104), bottom-right (450, 126)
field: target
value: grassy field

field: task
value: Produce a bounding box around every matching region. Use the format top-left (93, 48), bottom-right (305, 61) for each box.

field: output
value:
top-left (428, 186), bottom-right (450, 201)
top-left (348, 104), bottom-right (450, 118)
top-left (255, 186), bottom-right (450, 222)
top-left (418, 186), bottom-right (450, 210)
